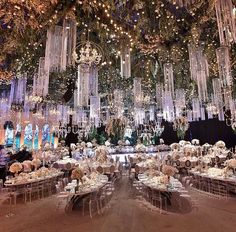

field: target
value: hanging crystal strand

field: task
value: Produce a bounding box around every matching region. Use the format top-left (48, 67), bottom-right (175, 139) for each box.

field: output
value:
top-left (120, 46), bottom-right (131, 78)
top-left (187, 110), bottom-right (193, 122)
top-left (134, 108), bottom-right (145, 126)
top-left (44, 26), bottom-right (63, 96)
top-left (90, 96), bottom-right (100, 127)
top-left (188, 44), bottom-right (209, 103)
top-left (61, 19), bottom-right (77, 70)
top-left (216, 46), bottom-right (234, 115)
top-left (212, 78), bottom-right (224, 120)
top-left (215, 0), bottom-right (236, 46)
top-left (114, 89), bottom-right (124, 118)
top-left (163, 63), bottom-right (174, 98)
top-left (175, 89), bottom-right (186, 117)
top-left (77, 65), bottom-right (90, 107)
top-left (192, 98), bottom-right (201, 121)
top-left (149, 105), bottom-right (155, 121)
top-left (156, 83), bottom-right (163, 111)
top-left (89, 66), bottom-right (98, 96)
top-left (133, 78), bottom-right (142, 108)
top-left (216, 46), bottom-right (232, 87)
top-left (162, 91), bottom-right (174, 122)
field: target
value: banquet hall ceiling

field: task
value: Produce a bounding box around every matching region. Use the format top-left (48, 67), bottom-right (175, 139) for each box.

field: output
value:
top-left (0, 0), bottom-right (235, 99)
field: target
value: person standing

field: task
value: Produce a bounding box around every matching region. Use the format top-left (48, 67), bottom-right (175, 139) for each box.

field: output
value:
top-left (0, 145), bottom-right (10, 183)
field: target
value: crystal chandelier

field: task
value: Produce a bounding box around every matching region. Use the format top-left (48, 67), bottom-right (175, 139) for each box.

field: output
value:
top-left (73, 41), bottom-right (102, 66)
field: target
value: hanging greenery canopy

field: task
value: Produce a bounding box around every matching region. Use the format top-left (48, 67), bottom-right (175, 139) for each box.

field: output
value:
top-left (0, 0), bottom-right (235, 98)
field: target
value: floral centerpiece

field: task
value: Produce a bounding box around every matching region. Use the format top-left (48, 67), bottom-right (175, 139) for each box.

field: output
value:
top-left (22, 160), bottom-right (32, 172)
top-left (170, 143), bottom-right (180, 151)
top-left (95, 146), bottom-right (109, 163)
top-left (215, 140), bottom-right (226, 149)
top-left (71, 167), bottom-right (84, 183)
top-left (9, 162), bottom-right (23, 175)
top-left (173, 116), bottom-right (189, 139)
top-left (31, 158), bottom-right (41, 170)
top-left (162, 165), bottom-right (178, 181)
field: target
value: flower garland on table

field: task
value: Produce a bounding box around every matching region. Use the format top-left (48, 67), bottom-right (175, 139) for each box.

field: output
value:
top-left (9, 162), bottom-right (22, 175)
top-left (173, 116), bottom-right (189, 139)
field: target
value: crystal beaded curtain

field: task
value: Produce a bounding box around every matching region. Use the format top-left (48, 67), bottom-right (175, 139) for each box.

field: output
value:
top-left (114, 89), bottom-right (124, 118)
top-left (36, 57), bottom-right (46, 96)
top-left (90, 96), bottom-right (100, 127)
top-left (120, 46), bottom-right (131, 78)
top-left (188, 44), bottom-right (209, 102)
top-left (162, 91), bottom-right (174, 122)
top-left (45, 26), bottom-right (63, 71)
top-left (175, 89), bottom-right (186, 117)
top-left (133, 78), bottom-right (142, 108)
top-left (77, 65), bottom-right (90, 107)
top-left (216, 46), bottom-right (232, 87)
top-left (212, 78), bottom-right (225, 121)
top-left (163, 63), bottom-right (174, 98)
top-left (192, 97), bottom-right (201, 121)
top-left (61, 19), bottom-right (77, 70)
top-left (89, 66), bottom-right (98, 97)
top-left (215, 0), bottom-right (236, 46)
top-left (156, 83), bottom-right (163, 111)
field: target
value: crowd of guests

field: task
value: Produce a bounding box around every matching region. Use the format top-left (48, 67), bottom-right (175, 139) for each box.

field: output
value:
top-left (0, 145), bottom-right (32, 182)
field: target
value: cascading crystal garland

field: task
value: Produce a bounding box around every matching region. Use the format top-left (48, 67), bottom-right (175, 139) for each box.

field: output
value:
top-left (188, 44), bottom-right (209, 103)
top-left (215, 0), bottom-right (236, 46)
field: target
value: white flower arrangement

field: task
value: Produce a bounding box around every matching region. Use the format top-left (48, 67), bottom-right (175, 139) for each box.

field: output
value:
top-left (170, 143), bottom-right (180, 151)
top-left (31, 158), bottom-right (41, 169)
top-left (215, 140), bottom-right (226, 149)
top-left (179, 140), bottom-right (187, 146)
top-left (87, 142), bottom-right (93, 148)
top-left (105, 140), bottom-right (111, 146)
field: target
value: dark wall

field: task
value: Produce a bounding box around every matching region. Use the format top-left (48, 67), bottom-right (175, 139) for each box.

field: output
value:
top-left (161, 118), bottom-right (236, 148)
